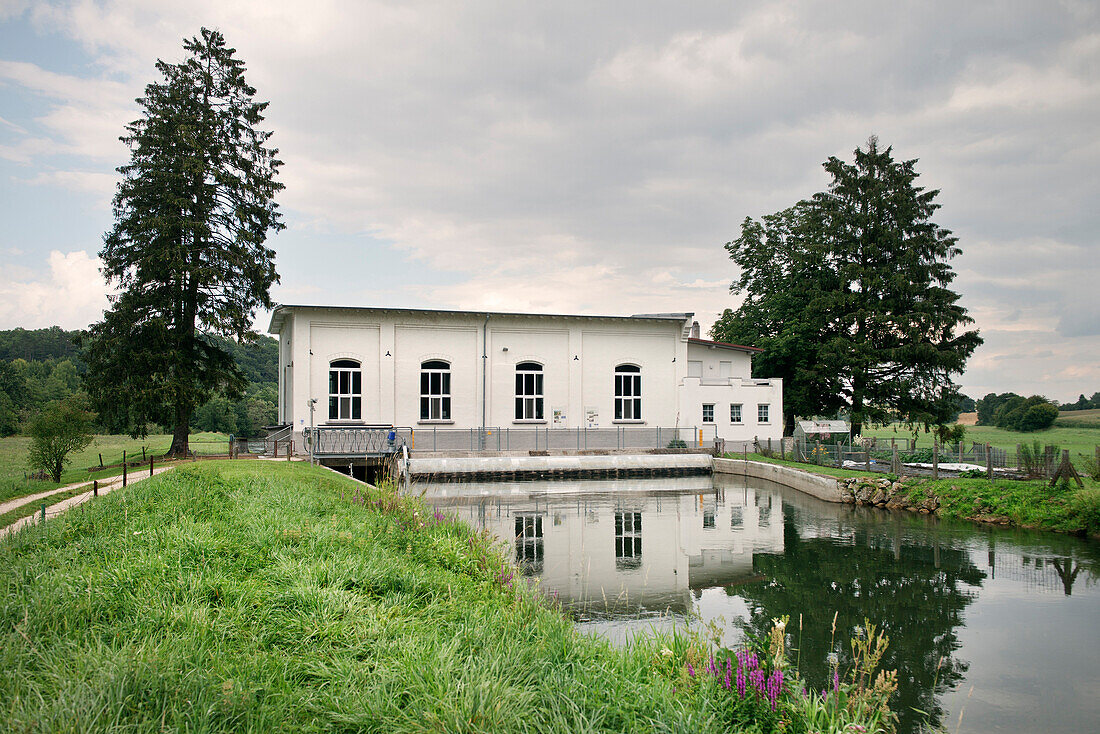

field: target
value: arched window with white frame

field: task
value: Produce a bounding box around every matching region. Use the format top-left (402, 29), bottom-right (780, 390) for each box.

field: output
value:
top-left (515, 362), bottom-right (544, 421)
top-left (614, 364), bottom-right (641, 421)
top-left (328, 359), bottom-right (362, 421)
top-left (420, 360), bottom-right (451, 421)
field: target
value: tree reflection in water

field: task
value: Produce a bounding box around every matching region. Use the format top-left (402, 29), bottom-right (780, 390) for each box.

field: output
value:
top-left (733, 510), bottom-right (985, 733)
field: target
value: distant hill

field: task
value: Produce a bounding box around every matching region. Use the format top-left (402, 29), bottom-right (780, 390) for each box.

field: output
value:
top-left (0, 327), bottom-right (82, 364)
top-left (1056, 408), bottom-right (1100, 429)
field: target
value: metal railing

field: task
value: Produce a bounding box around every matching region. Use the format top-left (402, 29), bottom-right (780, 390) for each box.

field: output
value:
top-left (305, 427), bottom-right (408, 457)
top-left (402, 425), bottom-right (717, 452)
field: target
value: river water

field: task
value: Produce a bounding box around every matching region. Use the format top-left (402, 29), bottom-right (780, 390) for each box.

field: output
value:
top-left (417, 473), bottom-right (1100, 734)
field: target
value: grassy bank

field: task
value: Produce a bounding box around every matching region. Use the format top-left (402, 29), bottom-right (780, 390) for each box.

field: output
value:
top-left (901, 475), bottom-right (1100, 535)
top-left (0, 461), bottom-right (894, 733)
top-left (0, 432), bottom-right (228, 503)
top-left (735, 452), bottom-right (1100, 537)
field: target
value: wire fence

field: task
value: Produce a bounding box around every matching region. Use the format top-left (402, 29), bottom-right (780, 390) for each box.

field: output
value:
top-left (784, 437), bottom-right (1099, 480)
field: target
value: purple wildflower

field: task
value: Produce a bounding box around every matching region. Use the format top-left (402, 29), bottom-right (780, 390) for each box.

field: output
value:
top-left (833, 669), bottom-right (840, 694)
top-left (687, 662), bottom-right (695, 678)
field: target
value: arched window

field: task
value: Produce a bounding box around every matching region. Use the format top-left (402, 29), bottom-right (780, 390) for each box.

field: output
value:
top-left (515, 362), bottom-right (544, 420)
top-left (420, 360), bottom-right (451, 421)
top-left (329, 359), bottom-right (361, 420)
top-left (614, 364), bottom-right (641, 420)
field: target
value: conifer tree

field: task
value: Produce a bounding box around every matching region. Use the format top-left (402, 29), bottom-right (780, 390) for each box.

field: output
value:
top-left (84, 29), bottom-right (283, 456)
top-left (714, 138), bottom-right (982, 435)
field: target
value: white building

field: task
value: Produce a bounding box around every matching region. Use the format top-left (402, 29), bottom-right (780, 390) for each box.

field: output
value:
top-left (268, 305), bottom-right (782, 447)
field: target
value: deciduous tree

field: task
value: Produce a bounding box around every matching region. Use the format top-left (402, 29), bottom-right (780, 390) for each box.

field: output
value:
top-left (84, 28), bottom-right (283, 456)
top-left (27, 395), bottom-right (96, 482)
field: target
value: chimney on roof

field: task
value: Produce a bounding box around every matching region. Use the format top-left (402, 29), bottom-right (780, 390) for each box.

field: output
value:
top-left (690, 321), bottom-right (700, 339)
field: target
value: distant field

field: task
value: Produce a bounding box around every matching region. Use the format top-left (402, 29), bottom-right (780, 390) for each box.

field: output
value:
top-left (860, 423), bottom-right (1099, 462)
top-left (0, 432), bottom-right (229, 503)
top-left (1056, 409), bottom-right (1100, 429)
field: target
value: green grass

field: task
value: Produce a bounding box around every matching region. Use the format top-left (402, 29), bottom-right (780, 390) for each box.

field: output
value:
top-left (1056, 408), bottom-right (1100, 429)
top-left (860, 422), bottom-right (1100, 466)
top-left (0, 432), bottom-right (229, 503)
top-left (3, 460), bottom-right (809, 733)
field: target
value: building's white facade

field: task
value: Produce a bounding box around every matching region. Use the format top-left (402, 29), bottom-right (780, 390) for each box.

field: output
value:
top-left (268, 305), bottom-right (783, 446)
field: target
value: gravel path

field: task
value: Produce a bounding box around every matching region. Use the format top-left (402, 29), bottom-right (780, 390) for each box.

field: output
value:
top-left (1, 465), bottom-right (174, 537)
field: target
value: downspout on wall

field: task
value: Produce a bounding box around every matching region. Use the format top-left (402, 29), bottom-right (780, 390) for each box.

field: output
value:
top-left (481, 313), bottom-right (490, 438)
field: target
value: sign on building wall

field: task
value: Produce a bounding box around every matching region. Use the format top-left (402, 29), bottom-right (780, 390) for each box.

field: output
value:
top-left (552, 407), bottom-right (566, 427)
top-left (585, 406), bottom-right (599, 429)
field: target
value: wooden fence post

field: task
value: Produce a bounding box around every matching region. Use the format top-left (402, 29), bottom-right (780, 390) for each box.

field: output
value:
top-left (92, 480), bottom-right (98, 497)
top-left (933, 442), bottom-right (939, 480)
top-left (122, 450), bottom-right (127, 487)
top-left (142, 445), bottom-right (146, 461)
top-left (98, 453), bottom-right (103, 468)
top-left (892, 444), bottom-right (899, 475)
top-left (149, 457), bottom-right (154, 477)
top-left (864, 450), bottom-right (870, 472)
top-left (986, 443), bottom-right (993, 480)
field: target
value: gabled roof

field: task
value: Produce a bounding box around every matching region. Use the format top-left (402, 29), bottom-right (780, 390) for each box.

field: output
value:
top-left (268, 304), bottom-right (693, 334)
top-left (687, 337), bottom-right (762, 354)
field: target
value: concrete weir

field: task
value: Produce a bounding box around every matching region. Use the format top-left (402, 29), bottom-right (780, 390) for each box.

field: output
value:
top-left (712, 458), bottom-right (846, 503)
top-left (407, 452), bottom-right (713, 482)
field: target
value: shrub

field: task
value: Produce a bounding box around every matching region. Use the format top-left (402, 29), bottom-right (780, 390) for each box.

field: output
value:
top-left (1066, 488), bottom-right (1100, 536)
top-left (1018, 441), bottom-right (1060, 478)
top-left (1019, 403), bottom-right (1059, 431)
top-left (666, 438), bottom-right (687, 449)
top-left (992, 395), bottom-right (1058, 432)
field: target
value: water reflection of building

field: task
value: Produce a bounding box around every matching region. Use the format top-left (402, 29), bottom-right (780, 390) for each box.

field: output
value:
top-left (419, 476), bottom-right (785, 614)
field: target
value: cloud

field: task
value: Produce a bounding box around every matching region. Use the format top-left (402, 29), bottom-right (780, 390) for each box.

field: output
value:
top-left (0, 250), bottom-right (110, 329)
top-left (0, 0), bottom-right (1097, 398)
top-left (25, 169), bottom-right (116, 195)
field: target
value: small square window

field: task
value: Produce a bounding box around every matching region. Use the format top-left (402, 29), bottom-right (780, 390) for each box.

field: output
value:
top-left (730, 404), bottom-right (742, 423)
top-left (758, 404), bottom-right (770, 423)
top-left (702, 403), bottom-right (714, 423)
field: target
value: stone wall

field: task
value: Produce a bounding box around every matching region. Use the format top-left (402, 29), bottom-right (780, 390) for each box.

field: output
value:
top-left (838, 476), bottom-right (940, 513)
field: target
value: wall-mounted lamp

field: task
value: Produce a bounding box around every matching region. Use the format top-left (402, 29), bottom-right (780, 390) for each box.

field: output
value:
top-left (502, 346), bottom-right (509, 352)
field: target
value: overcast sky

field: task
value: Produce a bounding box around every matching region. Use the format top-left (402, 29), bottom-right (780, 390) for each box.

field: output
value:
top-left (0, 1), bottom-right (1097, 402)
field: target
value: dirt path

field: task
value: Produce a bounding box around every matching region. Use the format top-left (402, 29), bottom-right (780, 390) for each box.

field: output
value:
top-left (1, 465), bottom-right (174, 537)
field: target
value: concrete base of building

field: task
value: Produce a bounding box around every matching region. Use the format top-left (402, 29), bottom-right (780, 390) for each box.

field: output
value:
top-left (407, 452), bottom-right (712, 482)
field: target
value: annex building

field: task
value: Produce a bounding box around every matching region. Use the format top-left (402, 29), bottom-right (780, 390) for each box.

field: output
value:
top-left (268, 305), bottom-right (783, 449)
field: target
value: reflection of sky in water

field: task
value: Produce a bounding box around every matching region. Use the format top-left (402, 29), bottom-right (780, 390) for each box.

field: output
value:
top-left (417, 474), bottom-right (1100, 734)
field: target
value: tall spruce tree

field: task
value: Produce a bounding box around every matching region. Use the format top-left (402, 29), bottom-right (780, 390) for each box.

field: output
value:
top-left (84, 28), bottom-right (283, 456)
top-left (714, 138), bottom-right (981, 435)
